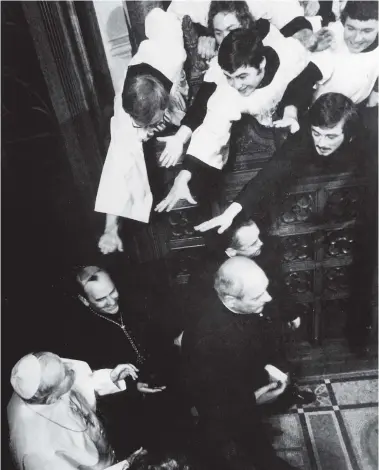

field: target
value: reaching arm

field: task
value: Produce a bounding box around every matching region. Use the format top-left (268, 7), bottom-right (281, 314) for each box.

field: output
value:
top-left (196, 133), bottom-right (305, 233)
top-left (158, 82), bottom-right (217, 168)
top-left (280, 16), bottom-right (313, 38)
top-left (156, 85), bottom-right (240, 212)
top-left (235, 142), bottom-right (298, 217)
top-left (280, 61), bottom-right (323, 118)
top-left (91, 364), bottom-right (139, 396)
top-left (181, 82), bottom-right (218, 132)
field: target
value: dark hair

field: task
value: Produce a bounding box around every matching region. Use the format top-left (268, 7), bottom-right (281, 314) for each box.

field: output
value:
top-left (308, 93), bottom-right (359, 139)
top-left (341, 1), bottom-right (378, 24)
top-left (208, 1), bottom-right (255, 32)
top-left (226, 218), bottom-right (258, 251)
top-left (218, 28), bottom-right (265, 74)
top-left (122, 74), bottom-right (169, 127)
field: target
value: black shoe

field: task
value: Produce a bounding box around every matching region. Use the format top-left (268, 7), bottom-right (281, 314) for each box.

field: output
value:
top-left (290, 386), bottom-right (316, 406)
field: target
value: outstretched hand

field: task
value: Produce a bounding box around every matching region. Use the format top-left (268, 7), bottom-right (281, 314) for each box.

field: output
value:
top-left (137, 382), bottom-right (166, 394)
top-left (195, 203), bottom-right (242, 233)
top-left (195, 213), bottom-right (234, 234)
top-left (312, 28), bottom-right (334, 52)
top-left (198, 36), bottom-right (217, 60)
top-left (155, 176), bottom-right (196, 213)
top-left (273, 117), bottom-right (300, 134)
top-left (98, 232), bottom-right (123, 254)
top-left (157, 135), bottom-right (184, 168)
top-left (110, 364), bottom-right (139, 383)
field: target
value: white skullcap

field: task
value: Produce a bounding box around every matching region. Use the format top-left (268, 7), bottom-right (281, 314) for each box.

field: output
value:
top-left (10, 354), bottom-right (42, 400)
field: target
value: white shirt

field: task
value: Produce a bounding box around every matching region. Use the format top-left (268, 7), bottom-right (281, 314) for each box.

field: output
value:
top-left (8, 359), bottom-right (128, 470)
top-left (187, 26), bottom-right (309, 169)
top-left (168, 0), bottom-right (306, 32)
top-left (95, 8), bottom-right (187, 223)
top-left (312, 21), bottom-right (379, 104)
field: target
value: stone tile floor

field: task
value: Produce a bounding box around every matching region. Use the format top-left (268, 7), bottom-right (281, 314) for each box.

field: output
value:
top-left (267, 372), bottom-right (378, 470)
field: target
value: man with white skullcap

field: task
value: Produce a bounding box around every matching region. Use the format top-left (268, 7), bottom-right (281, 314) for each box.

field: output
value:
top-left (7, 351), bottom-right (139, 470)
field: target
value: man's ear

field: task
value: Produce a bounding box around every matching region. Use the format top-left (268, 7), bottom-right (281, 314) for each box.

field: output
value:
top-left (223, 294), bottom-right (237, 310)
top-left (225, 247), bottom-right (237, 258)
top-left (78, 294), bottom-right (90, 307)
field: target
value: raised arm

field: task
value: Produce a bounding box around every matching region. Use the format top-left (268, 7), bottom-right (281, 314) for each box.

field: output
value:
top-left (156, 85), bottom-right (240, 212)
top-left (158, 82), bottom-right (217, 168)
top-left (195, 131), bottom-right (305, 233)
top-left (275, 50), bottom-right (334, 132)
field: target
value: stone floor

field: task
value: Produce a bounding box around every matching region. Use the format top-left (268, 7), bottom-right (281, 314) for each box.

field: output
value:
top-left (268, 371), bottom-right (378, 470)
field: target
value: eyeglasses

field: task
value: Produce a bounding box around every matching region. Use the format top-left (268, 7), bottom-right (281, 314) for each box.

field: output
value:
top-left (131, 112), bottom-right (170, 131)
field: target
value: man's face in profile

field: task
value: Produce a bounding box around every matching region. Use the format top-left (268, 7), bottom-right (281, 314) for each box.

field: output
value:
top-left (227, 223), bottom-right (264, 258)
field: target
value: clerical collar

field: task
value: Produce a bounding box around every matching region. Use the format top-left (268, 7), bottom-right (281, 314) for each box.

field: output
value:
top-left (362, 35), bottom-right (378, 53)
top-left (220, 299), bottom-right (264, 317)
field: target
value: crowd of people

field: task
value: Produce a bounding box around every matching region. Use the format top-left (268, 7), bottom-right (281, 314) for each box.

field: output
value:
top-left (7, 1), bottom-right (378, 469)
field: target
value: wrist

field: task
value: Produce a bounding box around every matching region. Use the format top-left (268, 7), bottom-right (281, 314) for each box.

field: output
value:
top-left (176, 125), bottom-right (192, 145)
top-left (104, 216), bottom-right (119, 234)
top-left (177, 170), bottom-right (192, 184)
top-left (283, 105), bottom-right (298, 122)
top-left (228, 202), bottom-right (243, 217)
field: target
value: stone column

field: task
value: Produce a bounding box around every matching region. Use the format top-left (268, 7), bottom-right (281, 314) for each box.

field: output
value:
top-left (22, 1), bottom-right (109, 255)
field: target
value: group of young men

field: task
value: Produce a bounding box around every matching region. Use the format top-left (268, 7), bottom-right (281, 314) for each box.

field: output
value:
top-left (7, 1), bottom-right (378, 469)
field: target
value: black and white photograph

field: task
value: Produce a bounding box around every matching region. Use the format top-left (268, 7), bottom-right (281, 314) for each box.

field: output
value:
top-left (2, 1), bottom-right (379, 469)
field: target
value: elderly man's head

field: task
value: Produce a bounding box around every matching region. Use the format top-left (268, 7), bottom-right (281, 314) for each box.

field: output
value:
top-left (214, 257), bottom-right (272, 314)
top-left (10, 352), bottom-right (75, 404)
top-left (76, 266), bottom-right (120, 315)
top-left (225, 219), bottom-right (263, 258)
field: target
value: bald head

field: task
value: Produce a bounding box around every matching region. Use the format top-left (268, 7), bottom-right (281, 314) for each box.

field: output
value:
top-left (226, 219), bottom-right (263, 258)
top-left (214, 256), bottom-right (271, 314)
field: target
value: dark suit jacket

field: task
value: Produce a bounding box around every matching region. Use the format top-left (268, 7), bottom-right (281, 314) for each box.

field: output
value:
top-left (235, 123), bottom-right (364, 219)
top-left (181, 293), bottom-right (284, 422)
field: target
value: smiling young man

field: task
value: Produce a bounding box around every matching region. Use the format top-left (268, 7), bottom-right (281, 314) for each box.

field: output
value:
top-left (194, 93), bottom-right (362, 234)
top-left (159, 1), bottom-right (317, 169)
top-left (277, 1), bottom-right (378, 130)
top-left (156, 27), bottom-right (309, 212)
